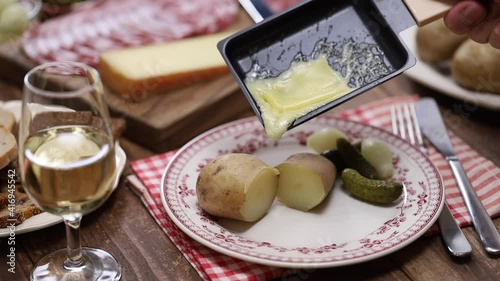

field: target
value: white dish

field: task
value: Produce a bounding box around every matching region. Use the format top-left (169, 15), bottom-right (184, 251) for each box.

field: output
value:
top-left (0, 142), bottom-right (126, 237)
top-left (400, 26), bottom-right (500, 111)
top-left (161, 116), bottom-right (444, 268)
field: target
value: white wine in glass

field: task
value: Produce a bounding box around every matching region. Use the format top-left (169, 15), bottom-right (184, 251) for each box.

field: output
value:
top-left (18, 61), bottom-right (121, 280)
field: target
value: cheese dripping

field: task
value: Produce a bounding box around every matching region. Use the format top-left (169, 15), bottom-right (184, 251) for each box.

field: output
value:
top-left (244, 38), bottom-right (393, 140)
top-left (245, 55), bottom-right (351, 140)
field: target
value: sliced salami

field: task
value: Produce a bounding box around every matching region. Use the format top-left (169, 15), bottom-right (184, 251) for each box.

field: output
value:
top-left (22, 0), bottom-right (239, 67)
top-left (263, 0), bottom-right (302, 13)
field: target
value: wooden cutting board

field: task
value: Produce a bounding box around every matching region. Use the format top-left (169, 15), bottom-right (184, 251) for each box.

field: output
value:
top-left (0, 10), bottom-right (255, 153)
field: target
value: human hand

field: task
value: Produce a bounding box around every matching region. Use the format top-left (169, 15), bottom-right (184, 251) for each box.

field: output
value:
top-left (444, 0), bottom-right (500, 48)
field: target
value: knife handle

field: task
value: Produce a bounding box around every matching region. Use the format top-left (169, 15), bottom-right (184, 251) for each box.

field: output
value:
top-left (448, 157), bottom-right (500, 255)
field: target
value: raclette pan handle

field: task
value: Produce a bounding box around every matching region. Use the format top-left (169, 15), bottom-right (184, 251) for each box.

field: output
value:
top-left (403, 0), bottom-right (454, 26)
top-left (240, 0), bottom-right (454, 27)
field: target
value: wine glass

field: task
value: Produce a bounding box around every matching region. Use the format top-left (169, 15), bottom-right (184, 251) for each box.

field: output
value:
top-left (18, 61), bottom-right (121, 280)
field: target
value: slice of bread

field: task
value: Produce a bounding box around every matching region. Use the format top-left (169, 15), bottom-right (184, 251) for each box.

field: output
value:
top-left (0, 127), bottom-right (17, 170)
top-left (0, 183), bottom-right (42, 228)
top-left (0, 108), bottom-right (15, 132)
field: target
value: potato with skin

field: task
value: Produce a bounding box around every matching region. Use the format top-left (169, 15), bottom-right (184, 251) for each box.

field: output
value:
top-left (276, 153), bottom-right (336, 211)
top-left (416, 19), bottom-right (467, 63)
top-left (451, 39), bottom-right (500, 94)
top-left (196, 153), bottom-right (279, 222)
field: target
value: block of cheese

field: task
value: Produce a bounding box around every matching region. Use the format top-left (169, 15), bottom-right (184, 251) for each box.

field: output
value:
top-left (98, 31), bottom-right (233, 101)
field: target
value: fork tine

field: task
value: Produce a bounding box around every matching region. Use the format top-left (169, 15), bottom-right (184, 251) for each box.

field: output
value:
top-left (390, 105), bottom-right (398, 135)
top-left (393, 104), bottom-right (407, 140)
top-left (409, 103), bottom-right (425, 148)
top-left (403, 103), bottom-right (416, 146)
top-left (390, 102), bottom-right (428, 154)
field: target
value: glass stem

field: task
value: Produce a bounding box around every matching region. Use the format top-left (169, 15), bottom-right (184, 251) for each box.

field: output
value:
top-left (64, 216), bottom-right (84, 269)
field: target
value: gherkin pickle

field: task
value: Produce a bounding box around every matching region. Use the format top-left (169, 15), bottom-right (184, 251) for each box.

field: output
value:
top-left (320, 149), bottom-right (345, 171)
top-left (336, 138), bottom-right (379, 179)
top-left (341, 169), bottom-right (403, 204)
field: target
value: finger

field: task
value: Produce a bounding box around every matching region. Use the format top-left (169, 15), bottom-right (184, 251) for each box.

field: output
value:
top-left (467, 18), bottom-right (496, 43)
top-left (486, 1), bottom-right (500, 48)
top-left (489, 23), bottom-right (500, 48)
top-left (444, 1), bottom-right (487, 34)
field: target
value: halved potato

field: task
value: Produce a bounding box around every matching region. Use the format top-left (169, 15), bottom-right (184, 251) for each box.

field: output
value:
top-left (276, 153), bottom-right (336, 211)
top-left (196, 153), bottom-right (279, 222)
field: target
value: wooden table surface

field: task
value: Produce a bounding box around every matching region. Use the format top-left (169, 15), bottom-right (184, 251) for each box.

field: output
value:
top-left (0, 4), bottom-right (499, 277)
top-left (0, 70), bottom-right (499, 281)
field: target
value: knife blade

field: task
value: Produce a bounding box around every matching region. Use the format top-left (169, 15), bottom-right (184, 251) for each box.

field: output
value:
top-left (416, 97), bottom-right (500, 255)
top-left (438, 202), bottom-right (472, 257)
top-left (409, 101), bottom-right (471, 257)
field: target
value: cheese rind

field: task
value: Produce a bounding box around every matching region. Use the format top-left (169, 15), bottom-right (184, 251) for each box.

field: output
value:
top-left (98, 32), bottom-right (232, 101)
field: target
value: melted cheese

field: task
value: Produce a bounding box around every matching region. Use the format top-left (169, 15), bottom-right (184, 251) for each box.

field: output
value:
top-left (245, 55), bottom-right (352, 139)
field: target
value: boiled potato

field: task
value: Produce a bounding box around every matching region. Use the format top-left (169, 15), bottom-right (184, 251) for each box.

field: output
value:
top-left (360, 137), bottom-right (394, 180)
top-left (196, 153), bottom-right (279, 222)
top-left (306, 127), bottom-right (347, 153)
top-left (276, 153), bottom-right (336, 211)
top-left (416, 19), bottom-right (467, 63)
top-left (451, 39), bottom-right (500, 94)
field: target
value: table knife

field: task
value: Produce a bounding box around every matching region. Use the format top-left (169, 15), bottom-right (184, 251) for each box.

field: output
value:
top-left (416, 98), bottom-right (500, 255)
top-left (438, 202), bottom-right (472, 257)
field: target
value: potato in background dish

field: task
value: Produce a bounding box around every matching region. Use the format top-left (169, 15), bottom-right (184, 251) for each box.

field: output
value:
top-left (452, 39), bottom-right (500, 95)
top-left (416, 19), bottom-right (467, 63)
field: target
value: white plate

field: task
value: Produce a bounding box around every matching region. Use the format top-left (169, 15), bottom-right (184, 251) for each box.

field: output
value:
top-left (0, 142), bottom-right (126, 237)
top-left (161, 116), bottom-right (444, 268)
top-left (400, 26), bottom-right (500, 111)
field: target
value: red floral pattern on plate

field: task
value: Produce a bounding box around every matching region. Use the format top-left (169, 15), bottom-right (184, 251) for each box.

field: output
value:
top-left (161, 116), bottom-right (444, 268)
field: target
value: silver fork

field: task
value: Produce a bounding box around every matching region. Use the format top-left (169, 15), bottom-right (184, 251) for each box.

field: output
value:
top-left (391, 103), bottom-right (472, 258)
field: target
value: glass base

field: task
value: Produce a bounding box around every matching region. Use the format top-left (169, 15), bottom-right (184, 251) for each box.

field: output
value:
top-left (31, 247), bottom-right (121, 281)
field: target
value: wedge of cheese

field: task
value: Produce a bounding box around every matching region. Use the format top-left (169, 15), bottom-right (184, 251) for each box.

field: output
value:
top-left (98, 32), bottom-right (232, 101)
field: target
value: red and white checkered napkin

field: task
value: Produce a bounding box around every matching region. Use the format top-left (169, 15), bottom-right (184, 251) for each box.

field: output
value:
top-left (128, 96), bottom-right (500, 281)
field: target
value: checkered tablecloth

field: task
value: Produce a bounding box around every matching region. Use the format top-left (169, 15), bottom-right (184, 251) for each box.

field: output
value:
top-left (128, 96), bottom-right (500, 281)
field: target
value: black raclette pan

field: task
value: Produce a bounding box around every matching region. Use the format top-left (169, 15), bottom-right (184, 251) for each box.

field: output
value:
top-left (218, 0), bottom-right (453, 132)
